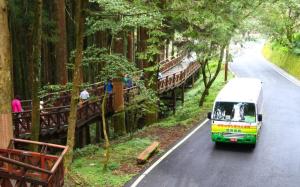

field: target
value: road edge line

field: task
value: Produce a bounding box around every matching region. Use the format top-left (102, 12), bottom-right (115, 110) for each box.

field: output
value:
top-left (263, 59), bottom-right (300, 87)
top-left (131, 119), bottom-right (209, 187)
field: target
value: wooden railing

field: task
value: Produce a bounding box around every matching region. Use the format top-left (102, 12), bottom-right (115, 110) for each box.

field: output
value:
top-left (13, 95), bottom-right (114, 138)
top-left (21, 82), bottom-right (105, 109)
top-left (0, 139), bottom-right (68, 187)
top-left (13, 54), bottom-right (200, 138)
top-left (158, 61), bottom-right (200, 93)
top-left (124, 86), bottom-right (139, 103)
top-left (159, 53), bottom-right (185, 73)
top-left (20, 54), bottom-right (184, 109)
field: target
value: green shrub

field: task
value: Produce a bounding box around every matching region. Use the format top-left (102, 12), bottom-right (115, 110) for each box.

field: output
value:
top-left (263, 43), bottom-right (300, 79)
top-left (74, 144), bottom-right (102, 159)
top-left (108, 162), bottom-right (120, 170)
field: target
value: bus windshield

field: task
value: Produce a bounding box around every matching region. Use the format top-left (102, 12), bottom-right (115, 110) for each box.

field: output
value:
top-left (213, 102), bottom-right (256, 123)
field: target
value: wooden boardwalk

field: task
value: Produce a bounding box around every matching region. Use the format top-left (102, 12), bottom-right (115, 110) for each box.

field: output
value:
top-left (12, 54), bottom-right (200, 139)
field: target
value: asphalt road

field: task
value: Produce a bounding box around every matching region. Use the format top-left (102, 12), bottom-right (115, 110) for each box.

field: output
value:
top-left (129, 41), bottom-right (300, 187)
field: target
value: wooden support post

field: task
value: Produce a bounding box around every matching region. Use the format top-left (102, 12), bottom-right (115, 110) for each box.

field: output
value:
top-left (75, 128), bottom-right (80, 148)
top-left (95, 120), bottom-right (101, 143)
top-left (172, 89), bottom-right (176, 114)
top-left (181, 84), bottom-right (185, 104)
top-left (84, 125), bottom-right (91, 145)
top-left (192, 73), bottom-right (195, 87)
top-left (78, 128), bottom-right (84, 148)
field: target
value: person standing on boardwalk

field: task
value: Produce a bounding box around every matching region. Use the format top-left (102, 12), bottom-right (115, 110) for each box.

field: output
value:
top-left (104, 80), bottom-right (113, 93)
top-left (123, 74), bottom-right (133, 88)
top-left (11, 95), bottom-right (23, 113)
top-left (80, 89), bottom-right (90, 101)
top-left (79, 89), bottom-right (90, 107)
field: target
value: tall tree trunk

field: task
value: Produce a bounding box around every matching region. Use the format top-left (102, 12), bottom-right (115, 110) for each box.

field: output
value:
top-left (127, 31), bottom-right (134, 62)
top-left (113, 32), bottom-right (124, 55)
top-left (137, 27), bottom-right (148, 69)
top-left (199, 45), bottom-right (226, 106)
top-left (112, 79), bottom-right (126, 136)
top-left (139, 27), bottom-right (159, 124)
top-left (65, 0), bottom-right (87, 172)
top-left (54, 0), bottom-right (68, 84)
top-left (111, 33), bottom-right (127, 137)
top-left (42, 41), bottom-right (50, 84)
top-left (165, 39), bottom-right (170, 59)
top-left (26, 31), bottom-right (34, 99)
top-left (10, 13), bottom-right (25, 99)
top-left (31, 0), bottom-right (43, 144)
top-left (66, 0), bottom-right (76, 82)
top-left (0, 0), bottom-right (13, 149)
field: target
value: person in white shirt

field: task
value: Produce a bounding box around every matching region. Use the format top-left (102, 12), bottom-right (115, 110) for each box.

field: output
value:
top-left (40, 101), bottom-right (44, 110)
top-left (158, 72), bottom-right (163, 79)
top-left (79, 89), bottom-right (90, 107)
top-left (80, 89), bottom-right (90, 100)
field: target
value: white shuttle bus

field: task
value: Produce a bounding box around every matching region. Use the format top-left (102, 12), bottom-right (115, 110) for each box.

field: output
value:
top-left (208, 78), bottom-right (263, 145)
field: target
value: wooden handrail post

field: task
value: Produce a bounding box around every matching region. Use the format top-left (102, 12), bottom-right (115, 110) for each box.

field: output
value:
top-left (173, 74), bottom-right (176, 87)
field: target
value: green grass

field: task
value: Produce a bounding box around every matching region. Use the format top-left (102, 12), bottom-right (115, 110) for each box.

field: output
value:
top-left (69, 67), bottom-right (233, 186)
top-left (70, 138), bottom-right (153, 187)
top-left (263, 43), bottom-right (300, 79)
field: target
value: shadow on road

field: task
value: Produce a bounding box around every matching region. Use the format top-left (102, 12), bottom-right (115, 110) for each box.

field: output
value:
top-left (214, 142), bottom-right (255, 153)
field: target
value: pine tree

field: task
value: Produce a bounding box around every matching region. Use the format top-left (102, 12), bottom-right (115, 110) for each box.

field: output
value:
top-left (0, 0), bottom-right (13, 149)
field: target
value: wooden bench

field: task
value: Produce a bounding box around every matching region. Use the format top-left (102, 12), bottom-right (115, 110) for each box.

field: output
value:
top-left (137, 141), bottom-right (160, 164)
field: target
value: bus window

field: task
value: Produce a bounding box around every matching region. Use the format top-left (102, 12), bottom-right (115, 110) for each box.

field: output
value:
top-left (213, 102), bottom-right (256, 123)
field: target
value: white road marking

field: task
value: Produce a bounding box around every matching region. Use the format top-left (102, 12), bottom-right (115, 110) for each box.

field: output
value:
top-left (131, 119), bottom-right (209, 187)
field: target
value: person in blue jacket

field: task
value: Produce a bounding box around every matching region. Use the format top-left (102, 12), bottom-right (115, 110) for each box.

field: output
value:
top-left (104, 80), bottom-right (113, 93)
top-left (123, 74), bottom-right (133, 88)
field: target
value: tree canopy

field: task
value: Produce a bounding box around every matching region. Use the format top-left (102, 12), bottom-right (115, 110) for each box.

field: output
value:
top-left (257, 0), bottom-right (300, 54)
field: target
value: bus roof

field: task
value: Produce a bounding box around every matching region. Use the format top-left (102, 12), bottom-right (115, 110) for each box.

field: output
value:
top-left (215, 78), bottom-right (262, 103)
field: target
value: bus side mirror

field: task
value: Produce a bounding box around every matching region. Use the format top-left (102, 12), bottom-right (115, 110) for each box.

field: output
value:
top-left (258, 114), bottom-right (262, 122)
top-left (207, 112), bottom-right (212, 120)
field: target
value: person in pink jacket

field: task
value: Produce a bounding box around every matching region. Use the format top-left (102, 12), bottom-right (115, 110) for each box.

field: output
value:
top-left (12, 95), bottom-right (23, 112)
